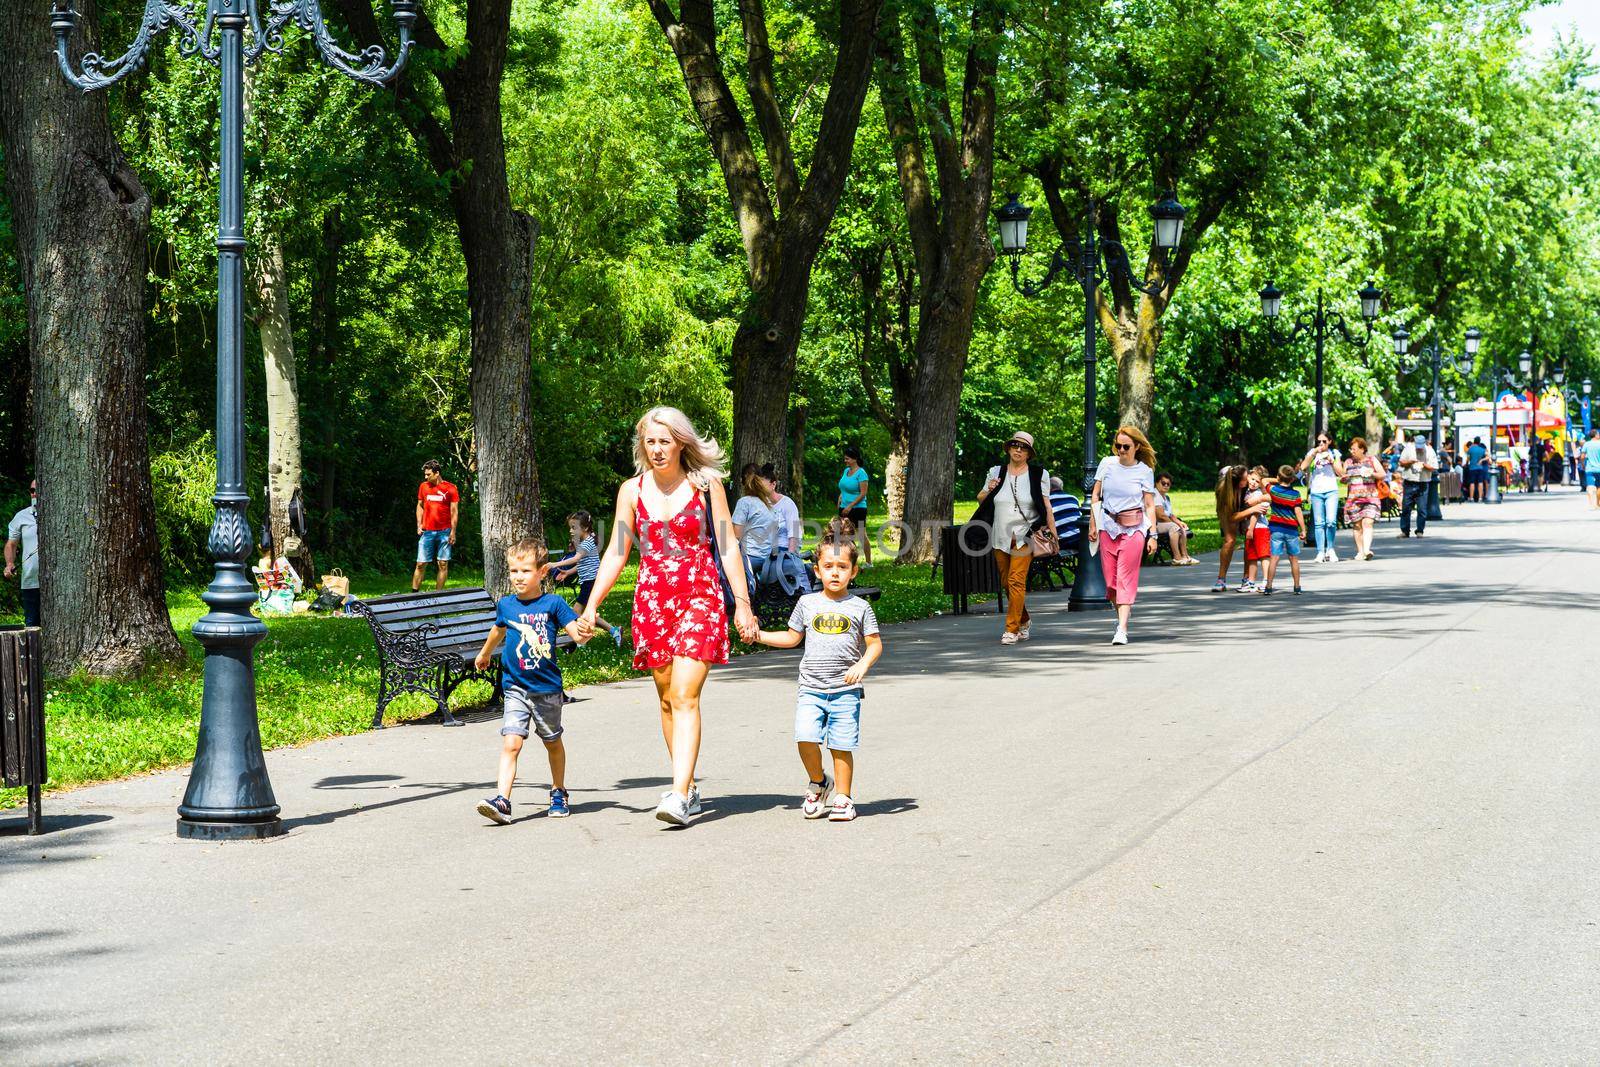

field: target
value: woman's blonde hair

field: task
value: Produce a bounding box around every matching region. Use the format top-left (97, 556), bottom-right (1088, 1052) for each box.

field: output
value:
top-left (1114, 425), bottom-right (1157, 469)
top-left (632, 406), bottom-right (728, 488)
top-left (1215, 464), bottom-right (1247, 526)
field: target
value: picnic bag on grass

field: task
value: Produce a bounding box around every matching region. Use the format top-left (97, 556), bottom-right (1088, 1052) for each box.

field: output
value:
top-left (320, 568), bottom-right (350, 598)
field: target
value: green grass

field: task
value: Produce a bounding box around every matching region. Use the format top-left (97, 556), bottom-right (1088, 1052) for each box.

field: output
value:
top-left (3, 493), bottom-right (1234, 809)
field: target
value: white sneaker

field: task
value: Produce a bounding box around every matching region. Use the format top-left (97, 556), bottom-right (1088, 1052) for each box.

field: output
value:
top-left (802, 776), bottom-right (833, 819)
top-left (654, 791), bottom-right (691, 826)
top-left (1018, 626), bottom-right (1031, 641)
top-left (1327, 550), bottom-right (1339, 562)
top-left (1000, 632), bottom-right (1018, 645)
top-left (828, 794), bottom-right (857, 822)
top-left (662, 786), bottom-right (704, 816)
top-left (1111, 628), bottom-right (1128, 645)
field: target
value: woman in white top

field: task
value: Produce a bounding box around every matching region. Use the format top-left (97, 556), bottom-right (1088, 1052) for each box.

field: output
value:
top-left (732, 463), bottom-right (782, 587)
top-left (971, 430), bottom-right (1057, 645)
top-left (1091, 425), bottom-right (1158, 645)
top-left (1298, 431), bottom-right (1343, 563)
top-left (760, 463), bottom-right (802, 553)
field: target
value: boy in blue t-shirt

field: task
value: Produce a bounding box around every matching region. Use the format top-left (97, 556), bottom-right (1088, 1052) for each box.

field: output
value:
top-left (1262, 465), bottom-right (1307, 595)
top-left (475, 538), bottom-right (590, 824)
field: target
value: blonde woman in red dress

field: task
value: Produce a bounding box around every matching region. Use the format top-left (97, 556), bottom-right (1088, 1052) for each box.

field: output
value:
top-left (581, 406), bottom-right (759, 826)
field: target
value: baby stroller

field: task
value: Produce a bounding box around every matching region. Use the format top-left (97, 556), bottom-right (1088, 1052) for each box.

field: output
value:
top-left (750, 547), bottom-right (818, 629)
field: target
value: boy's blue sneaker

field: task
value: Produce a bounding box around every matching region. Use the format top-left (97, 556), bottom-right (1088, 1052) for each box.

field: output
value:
top-left (477, 795), bottom-right (511, 825)
top-left (610, 625), bottom-right (624, 648)
top-left (548, 788), bottom-right (571, 818)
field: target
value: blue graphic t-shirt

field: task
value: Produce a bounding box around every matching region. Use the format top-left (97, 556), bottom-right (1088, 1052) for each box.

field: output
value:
top-left (1467, 443), bottom-right (1487, 468)
top-left (495, 593), bottom-right (577, 694)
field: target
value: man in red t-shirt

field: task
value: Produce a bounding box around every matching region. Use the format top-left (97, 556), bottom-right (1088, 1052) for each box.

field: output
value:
top-left (413, 459), bottom-right (460, 591)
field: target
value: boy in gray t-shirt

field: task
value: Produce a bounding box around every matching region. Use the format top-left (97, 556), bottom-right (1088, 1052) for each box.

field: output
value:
top-left (756, 539), bottom-right (883, 822)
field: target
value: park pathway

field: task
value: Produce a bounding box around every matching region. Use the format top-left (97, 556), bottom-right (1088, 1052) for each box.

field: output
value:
top-left (4, 491), bottom-right (1599, 1065)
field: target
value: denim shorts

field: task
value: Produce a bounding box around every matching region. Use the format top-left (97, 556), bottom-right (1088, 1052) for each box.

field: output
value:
top-left (501, 687), bottom-right (563, 741)
top-left (1269, 526), bottom-right (1302, 557)
top-left (1586, 471), bottom-right (1600, 489)
top-left (417, 529), bottom-right (452, 562)
top-left (795, 688), bottom-right (862, 751)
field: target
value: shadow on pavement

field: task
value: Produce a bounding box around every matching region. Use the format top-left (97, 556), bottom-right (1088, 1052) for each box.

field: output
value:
top-left (0, 812), bottom-right (112, 839)
top-left (0, 928), bottom-right (144, 1064)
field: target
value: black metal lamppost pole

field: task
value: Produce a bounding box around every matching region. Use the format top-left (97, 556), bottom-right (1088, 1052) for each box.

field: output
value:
top-left (1514, 348), bottom-right (1546, 494)
top-left (1562, 376), bottom-right (1592, 483)
top-left (53, 0), bottom-right (415, 840)
top-left (1392, 325), bottom-right (1479, 521)
top-left (1257, 280), bottom-right (1384, 438)
top-left (994, 191), bottom-right (1186, 612)
top-left (1479, 358), bottom-right (1518, 505)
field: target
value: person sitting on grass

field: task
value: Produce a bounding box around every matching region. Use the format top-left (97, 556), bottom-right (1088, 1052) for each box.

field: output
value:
top-left (551, 511), bottom-right (622, 647)
top-left (1262, 465), bottom-right (1307, 595)
top-left (754, 537), bottom-right (883, 823)
top-left (475, 538), bottom-right (592, 825)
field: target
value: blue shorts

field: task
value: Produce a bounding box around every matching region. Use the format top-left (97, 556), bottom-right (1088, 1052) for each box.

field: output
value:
top-left (417, 529), bottom-right (452, 563)
top-left (795, 688), bottom-right (862, 751)
top-left (1269, 527), bottom-right (1301, 557)
top-left (1586, 470), bottom-right (1600, 489)
top-left (501, 687), bottom-right (563, 741)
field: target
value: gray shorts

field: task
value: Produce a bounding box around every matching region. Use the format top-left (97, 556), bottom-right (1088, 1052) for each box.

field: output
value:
top-left (501, 687), bottom-right (564, 742)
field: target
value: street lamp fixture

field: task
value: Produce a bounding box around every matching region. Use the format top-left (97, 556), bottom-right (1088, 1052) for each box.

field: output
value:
top-left (1518, 350), bottom-right (1533, 375)
top-left (1552, 364), bottom-right (1567, 387)
top-left (995, 189), bottom-right (1185, 611)
top-left (53, 0), bottom-right (413, 840)
top-left (1258, 279), bottom-right (1381, 438)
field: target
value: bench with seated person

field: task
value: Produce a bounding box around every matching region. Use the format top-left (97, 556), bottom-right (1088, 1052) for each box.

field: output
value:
top-left (1151, 471), bottom-right (1197, 564)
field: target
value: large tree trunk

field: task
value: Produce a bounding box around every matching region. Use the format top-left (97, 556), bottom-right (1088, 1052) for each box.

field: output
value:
top-left (0, 0), bottom-right (182, 674)
top-left (884, 425), bottom-right (910, 524)
top-left (789, 397), bottom-right (807, 514)
top-left (243, 66), bottom-right (311, 578)
top-left (1107, 297), bottom-right (1162, 433)
top-left (899, 252), bottom-right (991, 560)
top-left (307, 208), bottom-right (343, 546)
top-left (333, 0), bottom-right (543, 595)
top-left (729, 259), bottom-right (814, 474)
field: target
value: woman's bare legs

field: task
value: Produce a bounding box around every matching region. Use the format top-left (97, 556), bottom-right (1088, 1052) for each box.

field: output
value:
top-left (1216, 532), bottom-right (1237, 581)
top-left (653, 657), bottom-right (709, 798)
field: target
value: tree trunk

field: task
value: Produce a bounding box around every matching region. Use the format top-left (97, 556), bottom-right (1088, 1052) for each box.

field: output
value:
top-left (0, 0), bottom-right (182, 674)
top-left (730, 262), bottom-right (814, 475)
top-left (900, 255), bottom-right (990, 561)
top-left (1107, 297), bottom-right (1162, 433)
top-left (307, 208), bottom-right (342, 547)
top-left (884, 424), bottom-right (910, 524)
top-left (789, 398), bottom-right (807, 515)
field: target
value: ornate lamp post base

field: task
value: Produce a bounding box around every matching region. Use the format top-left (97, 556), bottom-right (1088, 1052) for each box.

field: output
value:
top-left (1067, 517), bottom-right (1109, 611)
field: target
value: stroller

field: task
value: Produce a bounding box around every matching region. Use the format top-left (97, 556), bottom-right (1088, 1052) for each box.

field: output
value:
top-left (749, 547), bottom-right (821, 628)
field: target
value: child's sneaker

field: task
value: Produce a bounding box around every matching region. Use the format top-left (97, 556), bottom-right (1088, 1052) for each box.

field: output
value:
top-left (1261, 585), bottom-right (1274, 595)
top-left (802, 776), bottom-right (834, 819)
top-left (655, 791), bottom-right (692, 826)
top-left (476, 794), bottom-right (511, 825)
top-left (548, 788), bottom-right (570, 818)
top-left (1236, 580), bottom-right (1256, 593)
top-left (1211, 578), bottom-right (1227, 592)
top-left (1293, 586), bottom-right (1303, 594)
top-left (828, 795), bottom-right (857, 822)
top-left (610, 625), bottom-right (624, 647)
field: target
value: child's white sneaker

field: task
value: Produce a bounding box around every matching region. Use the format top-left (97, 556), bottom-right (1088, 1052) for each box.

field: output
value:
top-left (828, 795), bottom-right (857, 822)
top-left (802, 776), bottom-right (833, 819)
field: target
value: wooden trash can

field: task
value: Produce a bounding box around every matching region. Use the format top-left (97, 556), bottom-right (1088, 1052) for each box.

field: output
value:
top-left (1, 626), bottom-right (46, 835)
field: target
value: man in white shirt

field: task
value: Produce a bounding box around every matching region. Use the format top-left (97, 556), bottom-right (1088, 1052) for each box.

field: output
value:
top-left (4, 479), bottom-right (39, 626)
top-left (1398, 434), bottom-right (1438, 538)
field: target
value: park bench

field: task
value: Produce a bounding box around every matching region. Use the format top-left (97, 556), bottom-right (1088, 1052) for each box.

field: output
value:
top-left (1, 626), bottom-right (46, 834)
top-left (349, 587), bottom-right (571, 729)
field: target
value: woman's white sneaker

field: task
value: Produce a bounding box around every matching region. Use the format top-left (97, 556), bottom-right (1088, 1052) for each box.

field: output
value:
top-left (1111, 628), bottom-right (1129, 645)
top-left (1000, 631), bottom-right (1018, 645)
top-left (654, 791), bottom-right (691, 826)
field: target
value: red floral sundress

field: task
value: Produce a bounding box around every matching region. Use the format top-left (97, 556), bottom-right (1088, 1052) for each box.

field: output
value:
top-left (630, 477), bottom-right (730, 671)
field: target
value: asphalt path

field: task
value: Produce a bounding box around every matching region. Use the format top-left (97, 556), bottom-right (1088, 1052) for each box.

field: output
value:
top-left (3, 490), bottom-right (1598, 1065)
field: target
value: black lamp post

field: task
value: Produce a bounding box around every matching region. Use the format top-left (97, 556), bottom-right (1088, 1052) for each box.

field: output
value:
top-left (53, 0), bottom-right (414, 840)
top-left (1258, 279), bottom-right (1383, 438)
top-left (1474, 356), bottom-right (1518, 505)
top-left (1513, 348), bottom-right (1548, 494)
top-left (995, 190), bottom-right (1185, 612)
top-left (1392, 326), bottom-right (1479, 521)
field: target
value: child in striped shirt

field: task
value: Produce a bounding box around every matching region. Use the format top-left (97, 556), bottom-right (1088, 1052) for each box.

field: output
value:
top-left (552, 511), bottom-right (623, 646)
top-left (1262, 466), bottom-right (1306, 595)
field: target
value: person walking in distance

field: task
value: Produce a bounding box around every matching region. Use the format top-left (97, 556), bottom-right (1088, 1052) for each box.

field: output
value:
top-left (1342, 437), bottom-right (1386, 560)
top-left (413, 460), bottom-right (460, 592)
top-left (1581, 429), bottom-right (1600, 510)
top-left (1299, 432), bottom-right (1343, 562)
top-left (1398, 433), bottom-right (1439, 538)
top-left (837, 446), bottom-right (872, 565)
top-left (579, 406), bottom-right (759, 827)
top-left (1092, 427), bottom-right (1158, 645)
top-left (970, 431), bottom-right (1057, 645)
top-left (4, 479), bottom-right (39, 627)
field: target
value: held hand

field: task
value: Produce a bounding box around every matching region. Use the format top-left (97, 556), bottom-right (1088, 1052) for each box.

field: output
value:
top-left (734, 604), bottom-right (759, 643)
top-left (577, 612), bottom-right (597, 641)
top-left (2, 564), bottom-right (13, 579)
top-left (474, 650), bottom-right (491, 672)
top-left (843, 659), bottom-right (869, 686)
